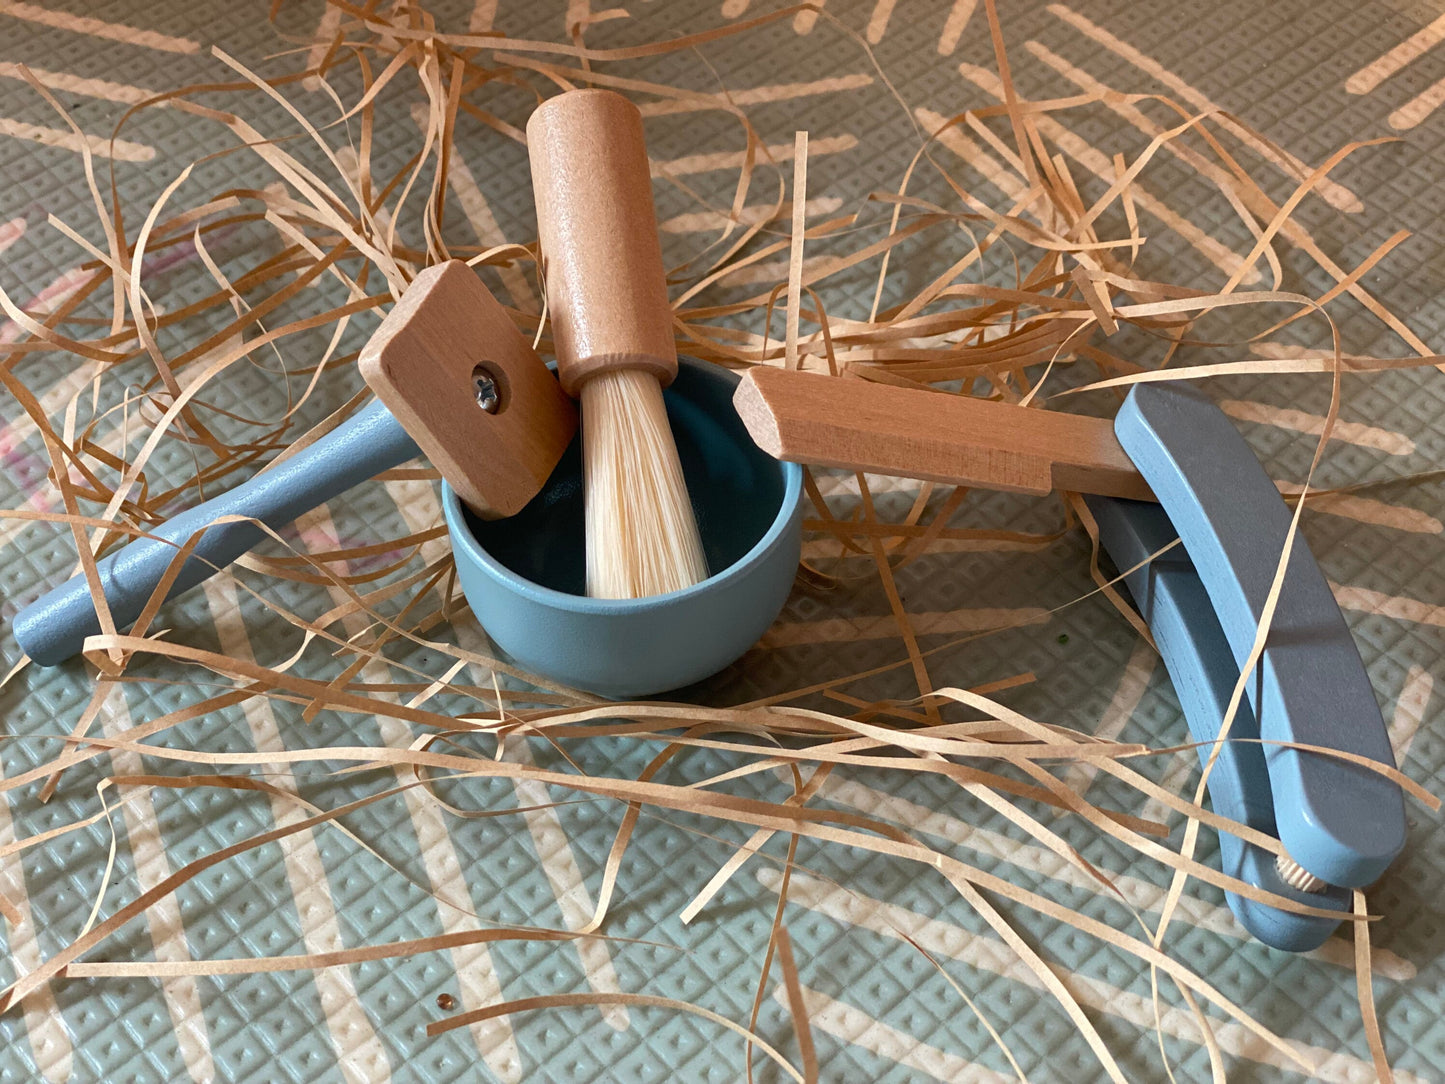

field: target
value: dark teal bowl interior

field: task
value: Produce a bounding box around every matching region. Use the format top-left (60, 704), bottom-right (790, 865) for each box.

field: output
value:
top-left (463, 361), bottom-right (786, 596)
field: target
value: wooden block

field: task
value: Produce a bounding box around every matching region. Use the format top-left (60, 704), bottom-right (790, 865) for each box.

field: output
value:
top-left (733, 366), bottom-right (1154, 501)
top-left (360, 261), bottom-right (577, 518)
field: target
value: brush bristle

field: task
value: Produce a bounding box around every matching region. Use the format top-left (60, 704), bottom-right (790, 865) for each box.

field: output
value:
top-left (580, 369), bottom-right (709, 599)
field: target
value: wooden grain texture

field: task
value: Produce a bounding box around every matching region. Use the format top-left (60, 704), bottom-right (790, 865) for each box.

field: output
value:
top-left (527, 89), bottom-right (678, 396)
top-left (733, 366), bottom-right (1154, 501)
top-left (359, 261), bottom-right (577, 518)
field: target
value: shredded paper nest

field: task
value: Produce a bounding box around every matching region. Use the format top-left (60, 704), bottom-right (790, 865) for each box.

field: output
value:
top-left (0, 2), bottom-right (1441, 1081)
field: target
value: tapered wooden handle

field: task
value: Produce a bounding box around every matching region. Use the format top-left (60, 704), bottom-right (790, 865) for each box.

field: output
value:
top-left (528, 89), bottom-right (676, 397)
top-left (733, 366), bottom-right (1154, 501)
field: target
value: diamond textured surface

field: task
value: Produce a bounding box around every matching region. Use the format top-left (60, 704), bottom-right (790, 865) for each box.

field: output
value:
top-left (2, 1), bottom-right (1444, 1082)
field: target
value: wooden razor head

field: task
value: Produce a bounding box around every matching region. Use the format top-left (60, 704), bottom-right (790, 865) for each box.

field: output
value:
top-left (360, 261), bottom-right (577, 518)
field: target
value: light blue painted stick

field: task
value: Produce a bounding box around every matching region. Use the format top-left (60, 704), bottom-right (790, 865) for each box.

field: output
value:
top-left (14, 400), bottom-right (418, 666)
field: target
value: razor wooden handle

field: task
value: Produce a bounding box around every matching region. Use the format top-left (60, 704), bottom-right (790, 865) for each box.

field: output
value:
top-left (733, 366), bottom-right (1154, 501)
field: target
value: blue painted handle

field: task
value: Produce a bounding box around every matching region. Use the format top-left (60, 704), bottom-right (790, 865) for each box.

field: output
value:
top-left (13, 400), bottom-right (419, 666)
top-left (1088, 495), bottom-right (1349, 951)
top-left (1113, 383), bottom-right (1405, 889)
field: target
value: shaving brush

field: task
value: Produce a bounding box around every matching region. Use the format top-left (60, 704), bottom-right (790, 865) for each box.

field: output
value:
top-left (528, 89), bottom-right (708, 599)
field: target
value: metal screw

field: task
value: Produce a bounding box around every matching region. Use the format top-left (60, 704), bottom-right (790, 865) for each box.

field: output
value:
top-left (472, 365), bottom-right (501, 414)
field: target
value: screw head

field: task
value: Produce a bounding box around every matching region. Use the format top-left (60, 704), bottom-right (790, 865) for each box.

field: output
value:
top-left (472, 365), bottom-right (501, 414)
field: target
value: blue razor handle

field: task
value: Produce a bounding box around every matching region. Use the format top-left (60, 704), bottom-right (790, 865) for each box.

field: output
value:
top-left (1087, 494), bottom-right (1350, 951)
top-left (14, 399), bottom-right (419, 666)
top-left (1106, 383), bottom-right (1406, 891)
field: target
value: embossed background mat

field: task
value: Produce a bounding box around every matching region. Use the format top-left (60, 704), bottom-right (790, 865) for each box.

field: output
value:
top-left (1, 2), bottom-right (1443, 1081)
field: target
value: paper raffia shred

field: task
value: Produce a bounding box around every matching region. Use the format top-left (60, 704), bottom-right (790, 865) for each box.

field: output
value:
top-left (0, 2), bottom-right (1438, 1081)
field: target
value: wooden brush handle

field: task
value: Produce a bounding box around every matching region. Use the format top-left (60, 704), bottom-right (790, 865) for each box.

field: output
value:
top-left (528, 89), bottom-right (676, 397)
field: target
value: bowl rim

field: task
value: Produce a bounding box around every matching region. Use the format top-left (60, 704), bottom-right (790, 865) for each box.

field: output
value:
top-left (441, 359), bottom-right (804, 616)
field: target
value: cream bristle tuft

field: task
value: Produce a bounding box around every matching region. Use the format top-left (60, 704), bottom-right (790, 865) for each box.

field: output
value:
top-left (581, 369), bottom-right (709, 599)
top-left (1275, 853), bottom-right (1328, 894)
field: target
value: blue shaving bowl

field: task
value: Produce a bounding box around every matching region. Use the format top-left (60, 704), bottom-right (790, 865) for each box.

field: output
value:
top-left (441, 358), bottom-right (803, 698)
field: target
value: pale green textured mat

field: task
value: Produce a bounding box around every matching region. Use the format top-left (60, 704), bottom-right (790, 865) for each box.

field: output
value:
top-left (1, 2), bottom-right (1443, 1081)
